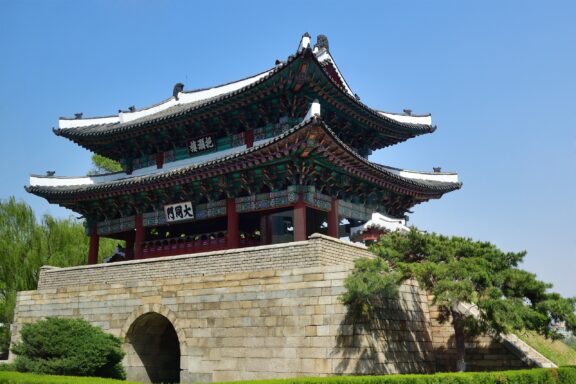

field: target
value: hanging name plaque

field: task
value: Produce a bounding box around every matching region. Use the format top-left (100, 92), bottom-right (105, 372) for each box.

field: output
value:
top-left (188, 135), bottom-right (215, 155)
top-left (164, 201), bottom-right (194, 223)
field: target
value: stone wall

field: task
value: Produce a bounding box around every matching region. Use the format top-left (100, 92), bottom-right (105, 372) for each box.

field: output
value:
top-left (11, 234), bottom-right (529, 382)
top-left (428, 299), bottom-right (530, 372)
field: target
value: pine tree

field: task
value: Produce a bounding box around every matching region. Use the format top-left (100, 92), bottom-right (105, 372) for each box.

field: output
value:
top-left (342, 229), bottom-right (576, 372)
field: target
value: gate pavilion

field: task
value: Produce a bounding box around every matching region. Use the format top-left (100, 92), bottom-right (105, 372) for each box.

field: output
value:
top-left (26, 34), bottom-right (461, 264)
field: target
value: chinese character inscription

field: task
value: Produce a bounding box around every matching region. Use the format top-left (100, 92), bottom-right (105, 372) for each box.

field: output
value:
top-left (164, 201), bottom-right (194, 223)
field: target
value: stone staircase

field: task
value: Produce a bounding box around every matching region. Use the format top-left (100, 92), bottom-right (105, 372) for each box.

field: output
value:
top-left (454, 302), bottom-right (557, 368)
top-left (499, 333), bottom-right (557, 368)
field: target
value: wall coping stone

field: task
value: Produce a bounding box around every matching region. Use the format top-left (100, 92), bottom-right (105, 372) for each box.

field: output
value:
top-left (36, 234), bottom-right (373, 290)
top-left (41, 234), bottom-right (367, 274)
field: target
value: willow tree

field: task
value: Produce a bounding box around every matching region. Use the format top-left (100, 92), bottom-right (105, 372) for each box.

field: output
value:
top-left (89, 154), bottom-right (122, 175)
top-left (342, 229), bottom-right (576, 372)
top-left (0, 197), bottom-right (117, 356)
top-left (0, 198), bottom-right (45, 337)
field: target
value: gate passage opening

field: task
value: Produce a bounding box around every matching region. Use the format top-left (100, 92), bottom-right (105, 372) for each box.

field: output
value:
top-left (125, 312), bottom-right (180, 384)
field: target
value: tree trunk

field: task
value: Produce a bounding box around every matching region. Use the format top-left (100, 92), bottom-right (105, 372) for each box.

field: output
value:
top-left (451, 309), bottom-right (467, 372)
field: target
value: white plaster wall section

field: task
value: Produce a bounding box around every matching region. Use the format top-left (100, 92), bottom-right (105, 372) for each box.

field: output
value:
top-left (297, 34), bottom-right (311, 52)
top-left (59, 115), bottom-right (120, 129)
top-left (176, 69), bottom-right (273, 106)
top-left (304, 100), bottom-right (321, 120)
top-left (118, 98), bottom-right (176, 123)
top-left (58, 69), bottom-right (275, 129)
top-left (377, 111), bottom-right (432, 125)
top-left (381, 165), bottom-right (459, 183)
top-left (350, 212), bottom-right (409, 237)
top-left (28, 138), bottom-right (273, 188)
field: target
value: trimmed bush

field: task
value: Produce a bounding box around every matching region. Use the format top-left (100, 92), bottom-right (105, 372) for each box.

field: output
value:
top-left (216, 367), bottom-right (576, 384)
top-left (11, 318), bottom-right (125, 380)
top-left (0, 364), bottom-right (15, 372)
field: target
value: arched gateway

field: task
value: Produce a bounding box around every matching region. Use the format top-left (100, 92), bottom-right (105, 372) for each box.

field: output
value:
top-left (123, 310), bottom-right (182, 383)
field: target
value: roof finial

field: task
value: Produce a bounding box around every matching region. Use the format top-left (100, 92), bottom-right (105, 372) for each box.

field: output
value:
top-left (314, 35), bottom-right (329, 52)
top-left (298, 32), bottom-right (311, 53)
top-left (46, 171), bottom-right (55, 176)
top-left (433, 167), bottom-right (442, 173)
top-left (74, 113), bottom-right (83, 119)
top-left (173, 83), bottom-right (184, 101)
top-left (128, 106), bottom-right (136, 112)
top-left (403, 109), bottom-right (412, 116)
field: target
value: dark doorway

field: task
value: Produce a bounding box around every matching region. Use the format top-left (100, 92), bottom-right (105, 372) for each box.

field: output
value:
top-left (125, 312), bottom-right (180, 383)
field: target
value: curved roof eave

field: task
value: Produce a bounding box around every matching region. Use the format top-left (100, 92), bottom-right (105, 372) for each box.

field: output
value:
top-left (28, 117), bottom-right (461, 202)
top-left (53, 48), bottom-right (434, 143)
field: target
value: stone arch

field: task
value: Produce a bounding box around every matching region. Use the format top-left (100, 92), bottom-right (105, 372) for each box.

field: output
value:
top-left (121, 304), bottom-right (187, 383)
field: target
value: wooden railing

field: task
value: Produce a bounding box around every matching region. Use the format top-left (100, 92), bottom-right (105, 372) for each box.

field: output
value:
top-left (141, 232), bottom-right (262, 258)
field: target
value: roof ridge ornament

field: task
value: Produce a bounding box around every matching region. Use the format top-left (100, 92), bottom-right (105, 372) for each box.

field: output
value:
top-left (173, 83), bottom-right (184, 101)
top-left (314, 35), bottom-right (329, 52)
top-left (304, 99), bottom-right (321, 121)
top-left (297, 32), bottom-right (311, 53)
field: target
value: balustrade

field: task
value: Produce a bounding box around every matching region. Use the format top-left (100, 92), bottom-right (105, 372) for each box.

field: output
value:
top-left (140, 230), bottom-right (262, 258)
top-left (142, 231), bottom-right (227, 258)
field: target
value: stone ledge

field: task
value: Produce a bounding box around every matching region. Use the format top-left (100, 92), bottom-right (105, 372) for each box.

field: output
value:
top-left (37, 235), bottom-right (373, 290)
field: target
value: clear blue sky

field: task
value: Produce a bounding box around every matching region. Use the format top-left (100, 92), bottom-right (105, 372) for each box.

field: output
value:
top-left (1, 1), bottom-right (574, 296)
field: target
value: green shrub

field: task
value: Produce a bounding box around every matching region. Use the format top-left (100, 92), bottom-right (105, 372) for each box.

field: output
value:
top-left (11, 318), bottom-right (125, 380)
top-left (0, 364), bottom-right (15, 372)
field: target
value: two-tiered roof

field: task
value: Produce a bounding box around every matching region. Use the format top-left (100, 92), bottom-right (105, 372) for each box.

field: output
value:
top-left (26, 34), bottom-right (461, 263)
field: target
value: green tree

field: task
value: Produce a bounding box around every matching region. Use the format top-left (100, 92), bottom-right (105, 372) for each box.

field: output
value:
top-left (89, 154), bottom-right (122, 175)
top-left (0, 197), bottom-right (118, 356)
top-left (0, 197), bottom-right (45, 357)
top-left (564, 334), bottom-right (576, 350)
top-left (342, 229), bottom-right (576, 372)
top-left (12, 317), bottom-right (125, 379)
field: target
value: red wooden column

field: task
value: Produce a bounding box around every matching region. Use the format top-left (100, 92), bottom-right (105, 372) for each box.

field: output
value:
top-left (156, 152), bottom-right (164, 169)
top-left (125, 233), bottom-right (135, 260)
top-left (134, 214), bottom-right (144, 259)
top-left (87, 227), bottom-right (99, 265)
top-left (293, 197), bottom-right (307, 242)
top-left (244, 129), bottom-right (254, 148)
top-left (227, 198), bottom-right (239, 249)
top-left (327, 198), bottom-right (339, 238)
top-left (260, 214), bottom-right (271, 245)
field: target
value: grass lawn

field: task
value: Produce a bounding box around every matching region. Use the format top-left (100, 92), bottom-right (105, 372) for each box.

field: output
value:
top-left (214, 367), bottom-right (576, 383)
top-left (516, 330), bottom-right (576, 366)
top-left (0, 371), bottom-right (140, 384)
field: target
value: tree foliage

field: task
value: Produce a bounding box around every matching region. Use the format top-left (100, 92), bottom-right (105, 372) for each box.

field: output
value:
top-left (0, 197), bottom-right (118, 356)
top-left (564, 334), bottom-right (576, 350)
top-left (89, 154), bottom-right (122, 175)
top-left (12, 318), bottom-right (125, 379)
top-left (340, 258), bottom-right (402, 318)
top-left (342, 229), bottom-right (576, 371)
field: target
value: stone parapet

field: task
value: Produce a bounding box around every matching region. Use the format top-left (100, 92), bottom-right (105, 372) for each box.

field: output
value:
top-left (37, 234), bottom-right (370, 290)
